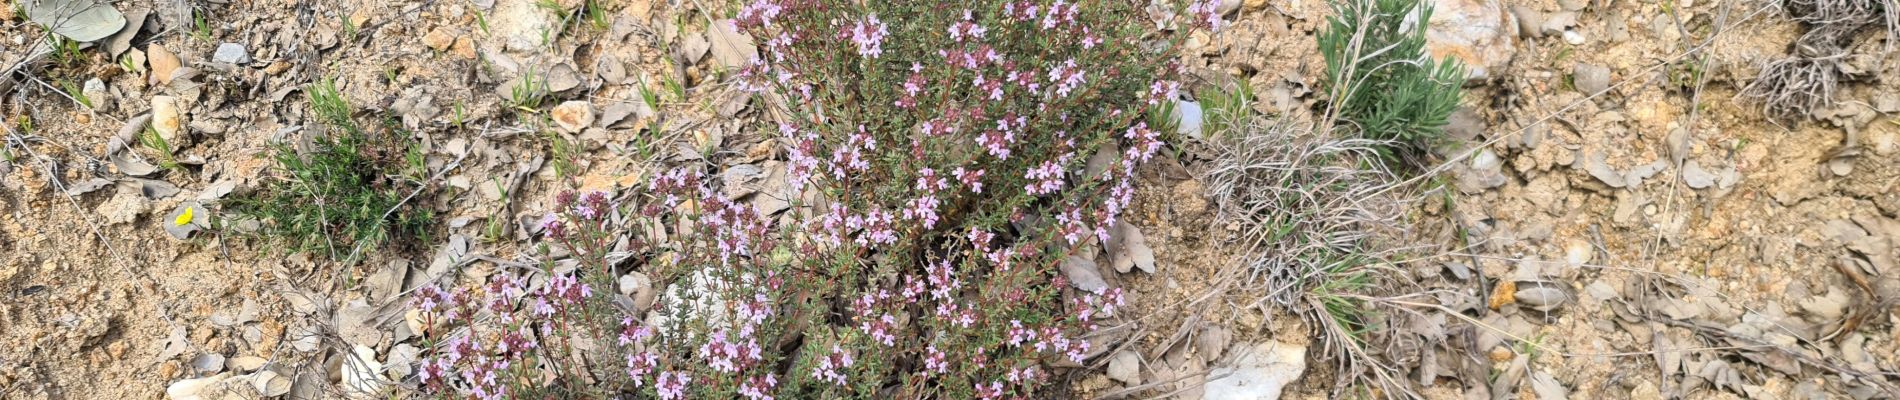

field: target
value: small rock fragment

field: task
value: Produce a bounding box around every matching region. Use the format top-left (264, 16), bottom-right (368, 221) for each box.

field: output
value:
top-left (1107, 351), bottom-right (1142, 385)
top-left (1562, 30), bottom-right (1585, 45)
top-left (1203, 342), bottom-right (1307, 400)
top-left (422, 28), bottom-right (456, 51)
top-left (212, 43), bottom-right (250, 64)
top-left (341, 345), bottom-right (385, 395)
top-left (252, 370), bottom-right (291, 397)
top-left (1681, 161), bottom-right (1716, 189)
top-left (151, 95), bottom-right (184, 142)
top-left (1425, 0), bottom-right (1518, 80)
top-left (190, 353), bottom-right (226, 373)
top-left (1564, 239), bottom-right (1593, 267)
top-left (83, 78), bottom-right (111, 112)
top-left (227, 356), bottom-right (267, 372)
top-left (1509, 6), bottom-right (1544, 38)
top-left (1572, 63), bottom-right (1610, 94)
top-left (550, 101), bottom-right (596, 133)
top-left (547, 63), bottom-right (582, 93)
top-left (1542, 11), bottom-right (1579, 34)
top-left (166, 372), bottom-right (231, 399)
top-left (1582, 153), bottom-right (1626, 188)
top-left (148, 44), bottom-right (182, 85)
top-left (385, 344), bottom-right (420, 380)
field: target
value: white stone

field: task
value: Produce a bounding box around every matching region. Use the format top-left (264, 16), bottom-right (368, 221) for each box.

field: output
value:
top-left (151, 95), bottom-right (184, 142)
top-left (213, 43), bottom-right (250, 64)
top-left (551, 101), bottom-right (595, 133)
top-left (1108, 351), bottom-right (1142, 385)
top-left (1564, 239), bottom-right (1593, 267)
top-left (166, 372), bottom-right (230, 399)
top-left (1562, 30), bottom-right (1586, 45)
top-left (1425, 0), bottom-right (1518, 81)
top-left (1202, 341), bottom-right (1307, 400)
top-left (341, 345), bottom-right (385, 396)
top-left (1171, 100), bottom-right (1204, 139)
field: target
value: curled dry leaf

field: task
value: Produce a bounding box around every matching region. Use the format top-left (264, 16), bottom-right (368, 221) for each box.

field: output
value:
top-left (1108, 222), bottom-right (1156, 274)
top-left (1514, 281), bottom-right (1570, 311)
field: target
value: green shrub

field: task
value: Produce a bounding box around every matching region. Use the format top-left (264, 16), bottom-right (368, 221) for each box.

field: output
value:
top-left (225, 78), bottom-right (432, 263)
top-left (1318, 0), bottom-right (1465, 157)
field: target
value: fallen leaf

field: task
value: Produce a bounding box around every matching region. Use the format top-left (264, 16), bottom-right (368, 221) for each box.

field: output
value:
top-left (1108, 222), bottom-right (1156, 274)
top-left (706, 19), bottom-right (758, 69)
top-left (1514, 282), bottom-right (1570, 311)
top-left (24, 0), bottom-right (127, 42)
top-left (1529, 371), bottom-right (1569, 400)
top-left (102, 7), bottom-right (147, 56)
top-left (64, 178), bottom-right (114, 196)
top-left (1060, 255), bottom-right (1108, 294)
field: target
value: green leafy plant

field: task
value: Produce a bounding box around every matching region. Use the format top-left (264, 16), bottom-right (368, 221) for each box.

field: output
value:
top-left (138, 127), bottom-right (183, 172)
top-left (59, 79), bottom-right (91, 108)
top-left (508, 70), bottom-right (548, 110)
top-left (193, 10), bottom-right (213, 42)
top-left (225, 78), bottom-right (432, 263)
top-left (408, 1), bottom-right (1221, 399)
top-left (1318, 0), bottom-right (1465, 157)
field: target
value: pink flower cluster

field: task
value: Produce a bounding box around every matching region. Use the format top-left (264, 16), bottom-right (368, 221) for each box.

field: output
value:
top-left (812, 344), bottom-right (855, 386)
top-left (847, 14), bottom-right (889, 58)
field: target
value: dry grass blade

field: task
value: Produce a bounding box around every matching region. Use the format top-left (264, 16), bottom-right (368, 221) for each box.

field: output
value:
top-left (1203, 108), bottom-right (1423, 396)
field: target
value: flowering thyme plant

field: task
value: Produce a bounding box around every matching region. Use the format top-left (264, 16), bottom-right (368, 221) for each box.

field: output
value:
top-left (409, 0), bottom-right (1221, 398)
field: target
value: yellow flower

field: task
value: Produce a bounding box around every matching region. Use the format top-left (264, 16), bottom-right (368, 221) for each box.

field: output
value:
top-left (175, 207), bottom-right (195, 227)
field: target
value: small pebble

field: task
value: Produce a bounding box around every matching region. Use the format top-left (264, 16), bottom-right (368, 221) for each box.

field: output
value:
top-left (1572, 63), bottom-right (1611, 94)
top-left (213, 43), bottom-right (250, 64)
top-left (1562, 30), bottom-right (1586, 45)
top-left (551, 101), bottom-right (596, 133)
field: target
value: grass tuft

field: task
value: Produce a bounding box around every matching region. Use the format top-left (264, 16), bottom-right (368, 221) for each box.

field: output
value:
top-left (225, 78), bottom-right (432, 264)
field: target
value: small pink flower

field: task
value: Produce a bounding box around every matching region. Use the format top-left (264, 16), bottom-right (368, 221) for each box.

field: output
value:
top-left (656, 371), bottom-right (691, 399)
top-left (847, 14), bottom-right (890, 58)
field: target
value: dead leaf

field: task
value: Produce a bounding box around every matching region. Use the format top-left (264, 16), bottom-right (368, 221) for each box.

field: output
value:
top-left (1530, 371), bottom-right (1569, 400)
top-left (102, 7), bottom-right (147, 56)
top-left (677, 32), bottom-right (709, 65)
top-left (162, 202), bottom-right (209, 239)
top-left (128, 178), bottom-right (179, 199)
top-left (706, 18), bottom-right (758, 70)
top-left (65, 178), bottom-right (114, 196)
top-left (1514, 281), bottom-right (1570, 311)
top-left (1108, 222), bottom-right (1156, 274)
top-left (1060, 256), bottom-right (1108, 294)
top-left (24, 0), bottom-right (126, 42)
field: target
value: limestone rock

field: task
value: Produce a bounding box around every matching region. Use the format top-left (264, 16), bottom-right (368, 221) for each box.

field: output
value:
top-left (1425, 0), bottom-right (1518, 81)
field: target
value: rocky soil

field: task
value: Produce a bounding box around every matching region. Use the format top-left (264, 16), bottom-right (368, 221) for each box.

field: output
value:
top-left (1, 0), bottom-right (1897, 399)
